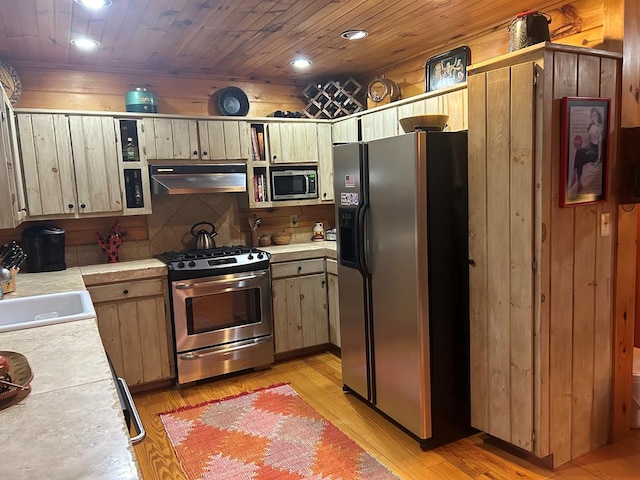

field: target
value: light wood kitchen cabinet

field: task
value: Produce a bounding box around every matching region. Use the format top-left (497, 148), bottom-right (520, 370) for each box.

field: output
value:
top-left (247, 120), bottom-right (334, 208)
top-left (326, 258), bottom-right (340, 347)
top-left (116, 118), bottom-right (153, 215)
top-left (143, 117), bottom-right (199, 160)
top-left (0, 86), bottom-right (26, 228)
top-left (360, 107), bottom-right (398, 141)
top-left (360, 85), bottom-right (468, 142)
top-left (17, 113), bottom-right (122, 216)
top-left (87, 276), bottom-right (174, 387)
top-left (144, 117), bottom-right (249, 161)
top-left (467, 44), bottom-right (620, 467)
top-left (317, 123), bottom-right (334, 202)
top-left (271, 258), bottom-right (329, 354)
top-left (197, 119), bottom-right (250, 161)
top-left (331, 116), bottom-right (358, 143)
top-left (267, 121), bottom-right (320, 163)
top-left (396, 87), bottom-right (468, 132)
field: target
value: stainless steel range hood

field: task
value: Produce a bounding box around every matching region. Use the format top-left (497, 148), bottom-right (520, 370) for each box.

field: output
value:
top-left (149, 164), bottom-right (247, 195)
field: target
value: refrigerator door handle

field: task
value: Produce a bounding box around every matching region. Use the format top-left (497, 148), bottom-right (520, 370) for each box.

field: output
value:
top-left (358, 202), bottom-right (370, 274)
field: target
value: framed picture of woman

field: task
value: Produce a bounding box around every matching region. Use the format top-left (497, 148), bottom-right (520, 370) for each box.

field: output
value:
top-left (560, 97), bottom-right (610, 207)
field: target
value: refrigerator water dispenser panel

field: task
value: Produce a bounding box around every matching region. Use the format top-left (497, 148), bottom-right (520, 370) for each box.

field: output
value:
top-left (338, 209), bottom-right (357, 267)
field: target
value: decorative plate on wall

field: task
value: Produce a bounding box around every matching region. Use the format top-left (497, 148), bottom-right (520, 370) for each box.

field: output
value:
top-left (216, 86), bottom-right (250, 116)
top-left (0, 59), bottom-right (22, 105)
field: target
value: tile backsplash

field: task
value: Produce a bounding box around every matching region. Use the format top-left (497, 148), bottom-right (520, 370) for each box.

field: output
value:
top-left (62, 195), bottom-right (335, 267)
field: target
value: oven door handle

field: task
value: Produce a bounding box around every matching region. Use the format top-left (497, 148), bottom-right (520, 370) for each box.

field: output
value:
top-left (179, 336), bottom-right (272, 360)
top-left (174, 272), bottom-right (266, 290)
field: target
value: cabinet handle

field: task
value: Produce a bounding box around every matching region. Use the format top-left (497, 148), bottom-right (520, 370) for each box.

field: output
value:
top-left (123, 289), bottom-right (129, 294)
top-left (68, 203), bottom-right (74, 209)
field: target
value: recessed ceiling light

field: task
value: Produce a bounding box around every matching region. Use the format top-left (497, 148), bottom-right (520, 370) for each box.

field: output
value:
top-left (74, 0), bottom-right (113, 8)
top-left (70, 38), bottom-right (101, 50)
top-left (291, 58), bottom-right (312, 69)
top-left (341, 30), bottom-right (368, 40)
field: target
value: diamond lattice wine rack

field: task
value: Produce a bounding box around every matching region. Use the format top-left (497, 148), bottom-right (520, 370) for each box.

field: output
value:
top-left (302, 78), bottom-right (364, 119)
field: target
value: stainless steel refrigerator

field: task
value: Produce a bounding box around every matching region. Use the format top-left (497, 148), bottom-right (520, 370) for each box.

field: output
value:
top-left (333, 131), bottom-right (472, 449)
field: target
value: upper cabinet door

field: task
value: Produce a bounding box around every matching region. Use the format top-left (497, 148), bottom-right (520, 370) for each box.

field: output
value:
top-left (144, 118), bottom-right (199, 160)
top-left (331, 117), bottom-right (358, 143)
top-left (198, 120), bottom-right (249, 161)
top-left (0, 88), bottom-right (25, 228)
top-left (316, 123), bottom-right (334, 202)
top-left (269, 122), bottom-right (319, 163)
top-left (69, 116), bottom-right (122, 214)
top-left (17, 113), bottom-right (76, 216)
top-left (361, 108), bottom-right (398, 142)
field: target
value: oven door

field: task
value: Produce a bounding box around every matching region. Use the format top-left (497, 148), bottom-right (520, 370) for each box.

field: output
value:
top-left (172, 269), bottom-right (272, 354)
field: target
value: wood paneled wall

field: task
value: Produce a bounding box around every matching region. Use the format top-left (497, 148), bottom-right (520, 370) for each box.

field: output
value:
top-left (369, 0), bottom-right (606, 100)
top-left (12, 65), bottom-right (305, 117)
top-left (0, 216), bottom-right (148, 248)
top-left (239, 204), bottom-right (335, 246)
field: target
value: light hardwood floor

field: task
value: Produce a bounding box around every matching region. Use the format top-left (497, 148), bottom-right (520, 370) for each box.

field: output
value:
top-left (132, 352), bottom-right (640, 480)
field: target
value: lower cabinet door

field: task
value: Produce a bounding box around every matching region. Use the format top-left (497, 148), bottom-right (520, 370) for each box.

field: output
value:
top-left (94, 295), bottom-right (172, 386)
top-left (272, 273), bottom-right (329, 353)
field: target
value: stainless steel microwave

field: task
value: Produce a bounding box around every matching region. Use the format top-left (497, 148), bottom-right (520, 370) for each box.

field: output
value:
top-left (270, 167), bottom-right (318, 200)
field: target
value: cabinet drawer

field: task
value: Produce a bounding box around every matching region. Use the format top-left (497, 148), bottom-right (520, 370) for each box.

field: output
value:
top-left (88, 278), bottom-right (165, 304)
top-left (271, 259), bottom-right (325, 279)
top-left (326, 258), bottom-right (338, 275)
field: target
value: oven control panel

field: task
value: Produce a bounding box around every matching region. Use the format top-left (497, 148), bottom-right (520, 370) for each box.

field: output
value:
top-left (208, 257), bottom-right (238, 266)
top-left (162, 247), bottom-right (271, 281)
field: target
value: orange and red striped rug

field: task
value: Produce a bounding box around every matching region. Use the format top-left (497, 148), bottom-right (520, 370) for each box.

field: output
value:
top-left (159, 383), bottom-right (399, 479)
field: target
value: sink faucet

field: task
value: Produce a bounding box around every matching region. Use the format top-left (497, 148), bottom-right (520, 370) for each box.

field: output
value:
top-left (0, 268), bottom-right (11, 299)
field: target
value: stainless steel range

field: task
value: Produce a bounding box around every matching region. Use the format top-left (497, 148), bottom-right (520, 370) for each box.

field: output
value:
top-left (159, 245), bottom-right (273, 384)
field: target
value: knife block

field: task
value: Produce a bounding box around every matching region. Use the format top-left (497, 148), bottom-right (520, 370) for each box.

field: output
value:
top-left (1, 267), bottom-right (18, 294)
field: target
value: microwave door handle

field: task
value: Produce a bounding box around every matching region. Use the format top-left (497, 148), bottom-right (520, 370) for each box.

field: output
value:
top-left (305, 175), bottom-right (310, 194)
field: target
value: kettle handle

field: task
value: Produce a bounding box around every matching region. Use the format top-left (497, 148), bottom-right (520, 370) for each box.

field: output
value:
top-left (191, 222), bottom-right (216, 236)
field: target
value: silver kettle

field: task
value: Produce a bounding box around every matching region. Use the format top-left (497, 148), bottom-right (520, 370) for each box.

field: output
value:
top-left (191, 222), bottom-right (217, 250)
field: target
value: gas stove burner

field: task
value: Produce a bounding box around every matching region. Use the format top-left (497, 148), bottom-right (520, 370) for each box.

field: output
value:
top-left (159, 245), bottom-right (271, 280)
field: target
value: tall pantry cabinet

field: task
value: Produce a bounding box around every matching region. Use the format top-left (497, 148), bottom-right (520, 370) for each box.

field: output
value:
top-left (467, 43), bottom-right (621, 467)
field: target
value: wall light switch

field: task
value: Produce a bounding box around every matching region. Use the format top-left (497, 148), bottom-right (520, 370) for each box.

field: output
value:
top-left (601, 213), bottom-right (611, 236)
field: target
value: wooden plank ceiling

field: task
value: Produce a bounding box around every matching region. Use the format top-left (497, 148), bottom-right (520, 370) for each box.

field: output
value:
top-left (0, 0), bottom-right (590, 82)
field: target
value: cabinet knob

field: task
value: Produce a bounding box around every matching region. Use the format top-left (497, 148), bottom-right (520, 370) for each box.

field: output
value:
top-left (203, 151), bottom-right (208, 156)
top-left (297, 266), bottom-right (302, 273)
top-left (468, 259), bottom-right (476, 266)
top-left (323, 192), bottom-right (327, 198)
top-left (321, 280), bottom-right (325, 286)
top-left (68, 203), bottom-right (74, 209)
top-left (123, 289), bottom-right (129, 294)
top-left (297, 325), bottom-right (303, 331)
top-left (193, 150), bottom-right (198, 155)
top-left (272, 155), bottom-right (277, 160)
top-left (80, 203), bottom-right (86, 209)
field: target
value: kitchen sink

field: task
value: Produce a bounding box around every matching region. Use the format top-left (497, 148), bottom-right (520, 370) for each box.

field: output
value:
top-left (0, 290), bottom-right (96, 333)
